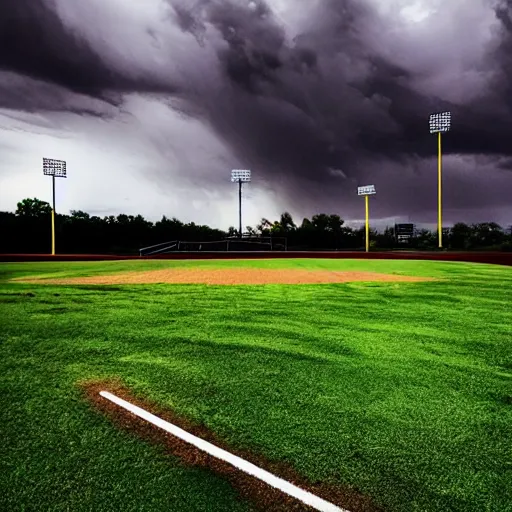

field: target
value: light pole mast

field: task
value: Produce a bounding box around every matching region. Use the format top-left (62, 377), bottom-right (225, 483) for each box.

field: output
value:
top-left (239, 179), bottom-right (242, 237)
top-left (429, 112), bottom-right (451, 249)
top-left (357, 184), bottom-right (376, 253)
top-left (43, 158), bottom-right (67, 255)
top-left (231, 169), bottom-right (251, 238)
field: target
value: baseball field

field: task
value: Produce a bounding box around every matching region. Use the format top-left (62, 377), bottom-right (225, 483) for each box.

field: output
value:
top-left (1, 258), bottom-right (511, 511)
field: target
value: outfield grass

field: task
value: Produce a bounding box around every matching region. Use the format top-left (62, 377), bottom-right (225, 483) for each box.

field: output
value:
top-left (1, 259), bottom-right (511, 511)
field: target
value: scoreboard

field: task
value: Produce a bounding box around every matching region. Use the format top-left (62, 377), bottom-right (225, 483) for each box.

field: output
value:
top-left (395, 224), bottom-right (414, 243)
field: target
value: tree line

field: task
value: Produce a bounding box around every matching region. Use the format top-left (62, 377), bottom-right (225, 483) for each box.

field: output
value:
top-left (1, 197), bottom-right (511, 254)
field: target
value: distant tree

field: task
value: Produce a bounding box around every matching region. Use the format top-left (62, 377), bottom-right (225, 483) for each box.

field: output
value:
top-left (256, 218), bottom-right (273, 235)
top-left (0, 211), bottom-right (16, 224)
top-left (11, 199), bottom-right (53, 252)
top-left (5, 195), bottom-right (512, 254)
top-left (349, 226), bottom-right (364, 249)
top-left (311, 213), bottom-right (330, 231)
top-left (374, 226), bottom-right (396, 249)
top-left (298, 213), bottom-right (347, 248)
top-left (449, 222), bottom-right (472, 250)
top-left (154, 215), bottom-right (184, 240)
top-left (279, 212), bottom-right (297, 232)
top-left (300, 217), bottom-right (313, 229)
top-left (16, 198), bottom-right (51, 217)
top-left (327, 214), bottom-right (345, 248)
top-left (116, 214), bottom-right (130, 225)
top-left (414, 229), bottom-right (437, 250)
top-left (0, 212), bottom-right (17, 252)
top-left (501, 226), bottom-right (512, 251)
top-left (70, 210), bottom-right (90, 220)
top-left (270, 221), bottom-right (282, 233)
top-left (469, 222), bottom-right (505, 248)
top-left (351, 226), bottom-right (379, 249)
top-left (327, 214), bottom-right (343, 230)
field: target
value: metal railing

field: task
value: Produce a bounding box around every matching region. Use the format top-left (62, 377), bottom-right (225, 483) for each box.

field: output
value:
top-left (139, 240), bottom-right (177, 256)
top-left (139, 237), bottom-right (288, 255)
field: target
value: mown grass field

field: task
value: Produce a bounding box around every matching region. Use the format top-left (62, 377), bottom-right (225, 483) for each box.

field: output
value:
top-left (1, 258), bottom-right (511, 512)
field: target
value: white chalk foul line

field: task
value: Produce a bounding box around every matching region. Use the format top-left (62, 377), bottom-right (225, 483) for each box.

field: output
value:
top-left (99, 391), bottom-right (347, 512)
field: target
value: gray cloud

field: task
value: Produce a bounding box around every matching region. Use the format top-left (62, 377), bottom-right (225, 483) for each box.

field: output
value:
top-left (0, 0), bottom-right (180, 102)
top-left (0, 71), bottom-right (121, 117)
top-left (1, 0), bottom-right (120, 96)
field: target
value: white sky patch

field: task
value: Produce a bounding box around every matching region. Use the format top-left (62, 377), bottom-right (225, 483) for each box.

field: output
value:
top-left (368, 0), bottom-right (438, 20)
top-left (365, 0), bottom-right (500, 103)
top-left (399, 2), bottom-right (434, 23)
top-left (52, 0), bottom-right (208, 90)
top-left (328, 168), bottom-right (347, 179)
top-left (264, 0), bottom-right (316, 39)
top-left (0, 97), bottom-right (284, 230)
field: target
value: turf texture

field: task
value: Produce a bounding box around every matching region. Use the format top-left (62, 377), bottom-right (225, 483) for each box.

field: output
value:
top-left (1, 258), bottom-right (511, 511)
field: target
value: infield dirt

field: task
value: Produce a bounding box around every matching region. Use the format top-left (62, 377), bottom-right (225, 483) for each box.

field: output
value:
top-left (17, 268), bottom-right (435, 286)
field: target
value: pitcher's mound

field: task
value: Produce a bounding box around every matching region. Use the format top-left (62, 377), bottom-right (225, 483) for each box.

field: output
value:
top-left (19, 268), bottom-right (435, 285)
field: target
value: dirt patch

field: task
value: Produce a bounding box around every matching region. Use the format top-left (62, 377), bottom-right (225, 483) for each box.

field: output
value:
top-left (80, 379), bottom-right (384, 512)
top-left (20, 268), bottom-right (434, 286)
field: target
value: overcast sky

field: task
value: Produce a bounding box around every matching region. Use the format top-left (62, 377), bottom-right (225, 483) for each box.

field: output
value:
top-left (1, 0), bottom-right (512, 231)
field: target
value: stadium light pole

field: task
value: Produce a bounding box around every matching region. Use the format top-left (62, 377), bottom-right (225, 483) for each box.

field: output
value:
top-left (231, 169), bottom-right (251, 238)
top-left (429, 112), bottom-right (451, 248)
top-left (358, 184), bottom-right (376, 253)
top-left (43, 158), bottom-right (67, 255)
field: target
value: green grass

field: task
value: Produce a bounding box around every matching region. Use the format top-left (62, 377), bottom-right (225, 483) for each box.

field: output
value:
top-left (1, 258), bottom-right (511, 511)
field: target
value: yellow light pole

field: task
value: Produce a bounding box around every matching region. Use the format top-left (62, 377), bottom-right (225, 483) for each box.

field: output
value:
top-left (438, 131), bottom-right (442, 248)
top-left (43, 158), bottom-right (67, 255)
top-left (51, 175), bottom-right (56, 255)
top-left (365, 194), bottom-right (370, 253)
top-left (429, 112), bottom-right (451, 249)
top-left (358, 184), bottom-right (376, 253)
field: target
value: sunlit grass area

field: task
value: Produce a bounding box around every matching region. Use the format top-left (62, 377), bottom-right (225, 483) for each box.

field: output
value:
top-left (1, 259), bottom-right (511, 511)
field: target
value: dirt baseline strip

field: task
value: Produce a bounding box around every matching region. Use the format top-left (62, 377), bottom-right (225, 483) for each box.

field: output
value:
top-left (81, 379), bottom-right (383, 512)
top-left (19, 268), bottom-right (434, 285)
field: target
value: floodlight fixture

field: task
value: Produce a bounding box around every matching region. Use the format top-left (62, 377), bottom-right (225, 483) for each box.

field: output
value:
top-left (43, 158), bottom-right (67, 178)
top-left (43, 158), bottom-right (67, 255)
top-left (357, 185), bottom-right (376, 196)
top-left (429, 111), bottom-right (451, 248)
top-left (429, 111), bottom-right (451, 134)
top-left (231, 169), bottom-right (251, 182)
top-left (357, 184), bottom-right (376, 253)
top-left (231, 170), bottom-right (251, 238)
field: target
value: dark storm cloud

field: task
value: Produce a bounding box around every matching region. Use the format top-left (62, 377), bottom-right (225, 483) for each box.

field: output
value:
top-left (168, 0), bottom-right (403, 178)
top-left (437, 0), bottom-right (512, 159)
top-left (0, 71), bottom-right (121, 117)
top-left (4, 0), bottom-right (511, 159)
top-left (493, 0), bottom-right (512, 98)
top-left (2, 0), bottom-right (512, 223)
top-left (0, 0), bottom-right (116, 96)
top-left (166, 0), bottom-right (512, 175)
top-left (163, 0), bottom-right (512, 221)
top-left (0, 0), bottom-right (178, 107)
